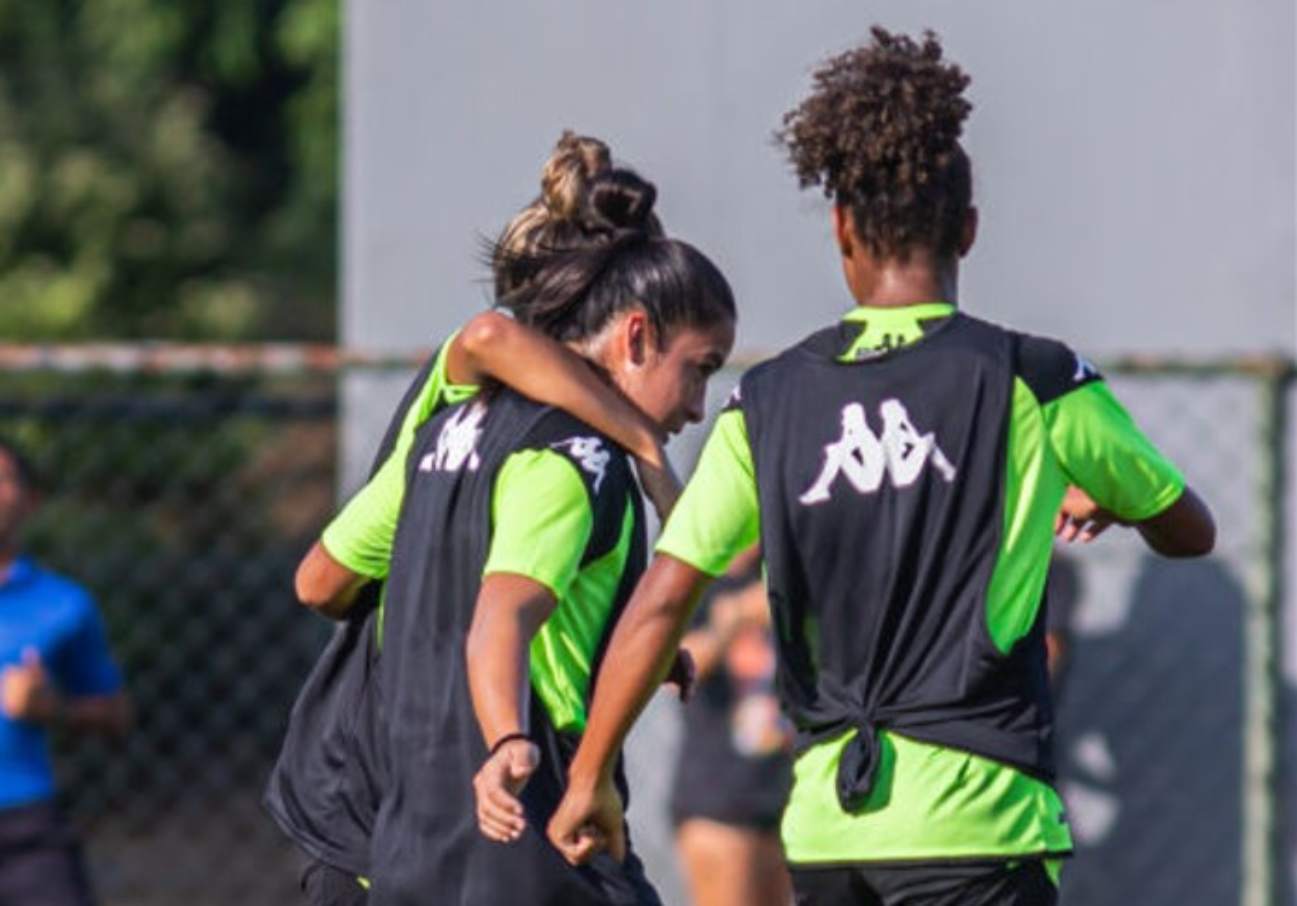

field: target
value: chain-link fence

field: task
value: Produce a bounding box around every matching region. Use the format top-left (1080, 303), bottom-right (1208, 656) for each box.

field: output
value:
top-left (1, 348), bottom-right (1291, 906)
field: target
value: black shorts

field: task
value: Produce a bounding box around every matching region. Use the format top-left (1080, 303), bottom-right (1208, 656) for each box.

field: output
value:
top-left (791, 859), bottom-right (1057, 906)
top-left (299, 858), bottom-right (368, 906)
top-left (0, 800), bottom-right (96, 906)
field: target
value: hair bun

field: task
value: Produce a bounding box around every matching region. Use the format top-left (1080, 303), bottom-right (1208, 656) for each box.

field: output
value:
top-left (586, 170), bottom-right (658, 233)
top-left (541, 131), bottom-right (612, 220)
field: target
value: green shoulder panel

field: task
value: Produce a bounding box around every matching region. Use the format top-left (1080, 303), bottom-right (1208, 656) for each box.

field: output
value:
top-left (483, 449), bottom-right (595, 597)
top-left (656, 408), bottom-right (760, 576)
top-left (319, 332), bottom-right (479, 578)
top-left (982, 378), bottom-right (1069, 653)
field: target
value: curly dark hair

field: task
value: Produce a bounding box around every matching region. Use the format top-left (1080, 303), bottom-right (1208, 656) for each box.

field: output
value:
top-left (778, 27), bottom-right (974, 260)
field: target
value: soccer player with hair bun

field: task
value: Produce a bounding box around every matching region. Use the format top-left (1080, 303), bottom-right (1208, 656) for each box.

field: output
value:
top-left (267, 132), bottom-right (686, 906)
top-left (548, 27), bottom-right (1215, 906)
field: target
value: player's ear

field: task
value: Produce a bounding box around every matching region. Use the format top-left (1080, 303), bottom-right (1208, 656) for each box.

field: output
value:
top-left (624, 310), bottom-right (651, 368)
top-left (831, 205), bottom-right (854, 258)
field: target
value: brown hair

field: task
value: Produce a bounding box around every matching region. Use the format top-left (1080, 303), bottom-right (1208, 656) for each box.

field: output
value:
top-left (492, 131), bottom-right (663, 298)
top-left (777, 27), bottom-right (973, 261)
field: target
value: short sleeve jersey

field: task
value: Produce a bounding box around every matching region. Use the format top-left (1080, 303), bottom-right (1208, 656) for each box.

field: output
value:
top-left (322, 331), bottom-right (478, 580)
top-left (0, 558), bottom-right (122, 809)
top-left (657, 302), bottom-right (1184, 865)
top-left (368, 392), bottom-right (649, 904)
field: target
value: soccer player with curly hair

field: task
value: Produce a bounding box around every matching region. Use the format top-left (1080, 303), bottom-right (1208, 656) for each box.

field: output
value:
top-left (548, 27), bottom-right (1215, 906)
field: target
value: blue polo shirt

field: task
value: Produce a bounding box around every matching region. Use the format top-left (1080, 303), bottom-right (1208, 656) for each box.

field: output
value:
top-left (0, 557), bottom-right (122, 810)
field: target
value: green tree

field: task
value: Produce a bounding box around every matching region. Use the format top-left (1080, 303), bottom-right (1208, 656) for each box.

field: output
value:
top-left (0, 0), bottom-right (338, 340)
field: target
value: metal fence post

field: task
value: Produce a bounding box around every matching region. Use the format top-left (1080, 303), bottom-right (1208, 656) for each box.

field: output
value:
top-left (1242, 364), bottom-right (1292, 906)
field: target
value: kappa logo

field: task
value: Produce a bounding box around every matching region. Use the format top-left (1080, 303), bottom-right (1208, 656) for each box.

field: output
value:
top-left (1073, 353), bottom-right (1100, 383)
top-left (799, 399), bottom-right (957, 505)
top-left (420, 400), bottom-right (487, 474)
top-left (552, 436), bottom-right (610, 493)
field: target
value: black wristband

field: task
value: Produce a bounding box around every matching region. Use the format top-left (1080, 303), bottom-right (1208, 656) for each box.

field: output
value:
top-left (489, 731), bottom-right (530, 757)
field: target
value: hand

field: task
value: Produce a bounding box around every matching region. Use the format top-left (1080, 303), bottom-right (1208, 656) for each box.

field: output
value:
top-left (1055, 486), bottom-right (1121, 543)
top-left (634, 448), bottom-right (683, 524)
top-left (1, 648), bottom-right (58, 724)
top-left (663, 648), bottom-right (696, 702)
top-left (547, 774), bottom-right (626, 866)
top-left (473, 737), bottom-right (540, 843)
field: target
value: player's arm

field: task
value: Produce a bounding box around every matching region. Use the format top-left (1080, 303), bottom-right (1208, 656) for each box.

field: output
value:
top-left (549, 407), bottom-right (760, 864)
top-left (1, 650), bottom-right (130, 736)
top-left (1057, 483), bottom-right (1215, 557)
top-left (467, 574), bottom-right (556, 843)
top-left (466, 448), bottom-right (594, 842)
top-left (296, 447), bottom-right (407, 617)
top-left (2, 601), bottom-right (132, 737)
top-left (555, 555), bottom-right (711, 863)
top-left (679, 546), bottom-right (765, 683)
top-left (1048, 380), bottom-right (1214, 557)
top-left (447, 312), bottom-right (680, 519)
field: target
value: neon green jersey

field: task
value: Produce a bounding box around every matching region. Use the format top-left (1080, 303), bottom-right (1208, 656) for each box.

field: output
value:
top-left (658, 303), bottom-right (1184, 865)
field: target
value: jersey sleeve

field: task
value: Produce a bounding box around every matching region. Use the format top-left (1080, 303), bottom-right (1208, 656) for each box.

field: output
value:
top-left (1044, 381), bottom-right (1185, 522)
top-left (1015, 332), bottom-right (1185, 523)
top-left (482, 450), bottom-right (595, 599)
top-left (321, 451), bottom-right (404, 578)
top-left (319, 333), bottom-right (479, 578)
top-left (484, 409), bottom-right (634, 598)
top-left (52, 592), bottom-right (123, 698)
top-left (656, 406), bottom-right (760, 576)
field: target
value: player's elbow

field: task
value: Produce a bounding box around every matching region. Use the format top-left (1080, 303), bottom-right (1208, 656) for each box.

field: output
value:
top-left (459, 311), bottom-right (511, 360)
top-left (294, 561), bottom-right (330, 611)
top-left (1141, 487), bottom-right (1216, 558)
top-left (294, 542), bottom-right (354, 615)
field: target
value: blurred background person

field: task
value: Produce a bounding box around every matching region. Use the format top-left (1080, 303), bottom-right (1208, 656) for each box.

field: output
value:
top-left (670, 546), bottom-right (793, 906)
top-left (0, 437), bottom-right (131, 906)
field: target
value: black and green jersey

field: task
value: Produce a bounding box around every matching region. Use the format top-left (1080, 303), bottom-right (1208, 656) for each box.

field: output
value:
top-left (368, 390), bottom-right (658, 906)
top-left (264, 335), bottom-right (477, 876)
top-left (657, 302), bottom-right (1184, 867)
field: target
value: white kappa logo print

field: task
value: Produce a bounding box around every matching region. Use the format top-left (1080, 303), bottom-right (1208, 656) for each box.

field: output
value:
top-left (420, 401), bottom-right (487, 474)
top-left (552, 436), bottom-right (610, 493)
top-left (1073, 353), bottom-right (1100, 383)
top-left (799, 399), bottom-right (957, 505)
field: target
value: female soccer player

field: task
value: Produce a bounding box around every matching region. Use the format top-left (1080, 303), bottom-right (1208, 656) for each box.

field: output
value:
top-left (265, 133), bottom-right (686, 906)
top-left (367, 172), bottom-right (735, 906)
top-left (547, 28), bottom-right (1215, 906)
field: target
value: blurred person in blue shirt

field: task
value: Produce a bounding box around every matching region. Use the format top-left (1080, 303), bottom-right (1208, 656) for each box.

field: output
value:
top-left (0, 437), bottom-right (130, 906)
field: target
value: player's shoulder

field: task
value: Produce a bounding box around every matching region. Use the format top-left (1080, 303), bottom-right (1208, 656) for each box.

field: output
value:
top-left (515, 405), bottom-right (632, 500)
top-left (18, 560), bottom-right (97, 617)
top-left (1007, 327), bottom-right (1104, 405)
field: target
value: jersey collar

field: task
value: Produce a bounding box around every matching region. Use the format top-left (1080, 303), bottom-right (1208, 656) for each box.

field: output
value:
top-left (839, 302), bottom-right (956, 362)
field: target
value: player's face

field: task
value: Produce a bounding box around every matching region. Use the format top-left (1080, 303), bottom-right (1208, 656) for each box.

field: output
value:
top-left (617, 318), bottom-right (735, 438)
top-left (0, 450), bottom-right (34, 544)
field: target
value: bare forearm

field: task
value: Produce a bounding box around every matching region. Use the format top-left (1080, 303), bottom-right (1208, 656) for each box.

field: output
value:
top-left (451, 313), bottom-right (664, 465)
top-left (467, 575), bottom-right (556, 747)
top-left (467, 611), bottom-right (534, 747)
top-left (569, 556), bottom-right (705, 786)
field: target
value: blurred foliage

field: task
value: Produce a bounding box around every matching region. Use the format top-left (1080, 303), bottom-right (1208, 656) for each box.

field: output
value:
top-left (0, 0), bottom-right (338, 340)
